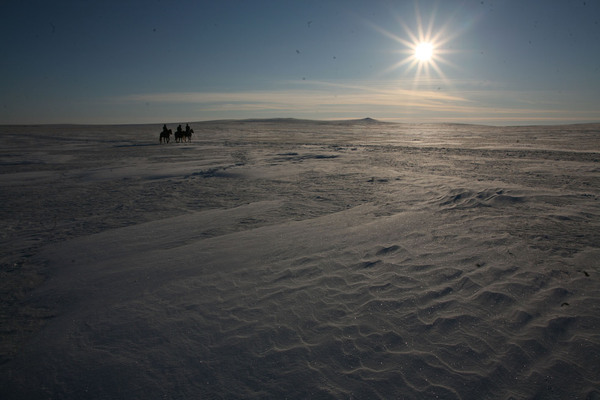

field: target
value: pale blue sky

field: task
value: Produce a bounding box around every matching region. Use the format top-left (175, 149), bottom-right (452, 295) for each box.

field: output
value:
top-left (1, 0), bottom-right (599, 125)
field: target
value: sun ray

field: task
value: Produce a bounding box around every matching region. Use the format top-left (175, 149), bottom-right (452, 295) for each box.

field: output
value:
top-left (370, 1), bottom-right (463, 96)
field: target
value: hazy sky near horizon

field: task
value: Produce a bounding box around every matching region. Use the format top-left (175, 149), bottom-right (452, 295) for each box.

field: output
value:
top-left (1, 0), bottom-right (599, 125)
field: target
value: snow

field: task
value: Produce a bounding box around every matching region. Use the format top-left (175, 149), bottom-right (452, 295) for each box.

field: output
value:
top-left (1, 120), bottom-right (600, 399)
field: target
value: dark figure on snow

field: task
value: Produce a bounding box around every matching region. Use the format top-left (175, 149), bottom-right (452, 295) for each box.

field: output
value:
top-left (159, 125), bottom-right (172, 143)
top-left (174, 124), bottom-right (185, 143)
top-left (184, 124), bottom-right (193, 142)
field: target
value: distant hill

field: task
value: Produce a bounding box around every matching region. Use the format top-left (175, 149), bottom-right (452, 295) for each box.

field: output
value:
top-left (195, 117), bottom-right (394, 126)
top-left (333, 117), bottom-right (392, 125)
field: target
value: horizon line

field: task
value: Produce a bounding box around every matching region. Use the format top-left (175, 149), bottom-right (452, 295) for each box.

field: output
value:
top-left (2, 117), bottom-right (599, 128)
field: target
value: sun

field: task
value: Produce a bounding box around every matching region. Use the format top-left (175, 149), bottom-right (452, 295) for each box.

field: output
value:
top-left (370, 5), bottom-right (459, 84)
top-left (414, 42), bottom-right (434, 62)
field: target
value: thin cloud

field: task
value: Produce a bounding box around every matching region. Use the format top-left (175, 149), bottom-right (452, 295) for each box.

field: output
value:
top-left (115, 80), bottom-right (598, 125)
top-left (117, 84), bottom-right (470, 111)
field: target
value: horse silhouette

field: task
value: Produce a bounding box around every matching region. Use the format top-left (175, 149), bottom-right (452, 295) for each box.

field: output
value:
top-left (184, 128), bottom-right (193, 142)
top-left (159, 129), bottom-right (172, 144)
top-left (174, 130), bottom-right (184, 143)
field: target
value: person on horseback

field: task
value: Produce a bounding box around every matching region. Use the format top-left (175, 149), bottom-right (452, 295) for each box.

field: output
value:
top-left (184, 123), bottom-right (193, 142)
top-left (173, 124), bottom-right (185, 143)
top-left (159, 124), bottom-right (172, 143)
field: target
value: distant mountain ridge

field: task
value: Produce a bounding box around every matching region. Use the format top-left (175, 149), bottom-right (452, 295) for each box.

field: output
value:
top-left (201, 117), bottom-right (393, 125)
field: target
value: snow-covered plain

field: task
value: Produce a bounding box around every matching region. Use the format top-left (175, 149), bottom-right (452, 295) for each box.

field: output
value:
top-left (1, 120), bottom-right (599, 399)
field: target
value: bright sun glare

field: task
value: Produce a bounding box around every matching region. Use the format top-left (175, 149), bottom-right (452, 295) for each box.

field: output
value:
top-left (372, 5), bottom-right (458, 85)
top-left (414, 42), bottom-right (434, 62)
